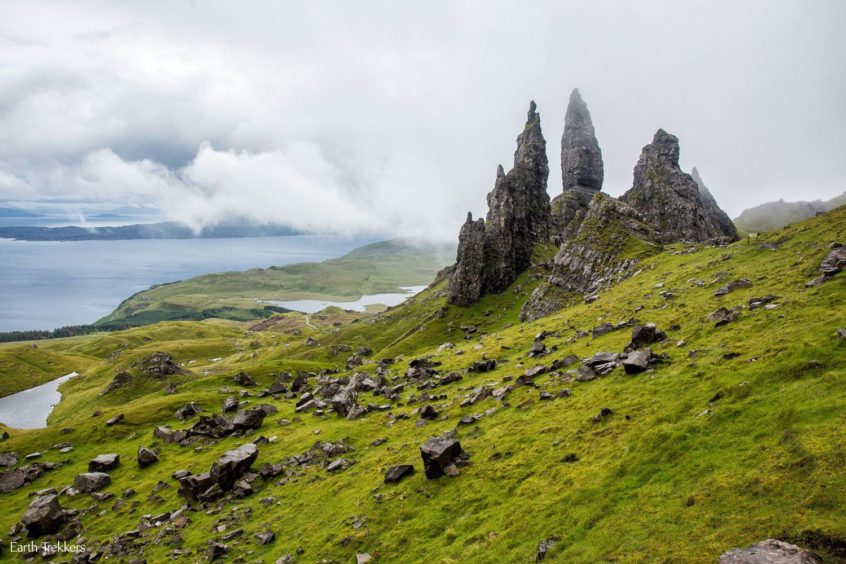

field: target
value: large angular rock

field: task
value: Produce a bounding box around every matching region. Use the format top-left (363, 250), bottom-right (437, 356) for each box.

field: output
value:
top-left (22, 493), bottom-right (67, 538)
top-left (0, 463), bottom-right (55, 493)
top-left (210, 443), bottom-right (258, 491)
top-left (0, 451), bottom-right (18, 467)
top-left (560, 88), bottom-right (603, 192)
top-left (137, 446), bottom-right (158, 468)
top-left (188, 414), bottom-right (234, 438)
top-left (88, 453), bottom-right (120, 472)
top-left (177, 472), bottom-right (215, 502)
top-left (620, 129), bottom-right (738, 244)
top-left (384, 464), bottom-right (415, 484)
top-left (420, 437), bottom-right (464, 479)
top-left (448, 101), bottom-right (550, 305)
top-left (232, 408), bottom-right (266, 431)
top-left (718, 539), bottom-right (821, 563)
top-left (74, 472), bottom-right (111, 492)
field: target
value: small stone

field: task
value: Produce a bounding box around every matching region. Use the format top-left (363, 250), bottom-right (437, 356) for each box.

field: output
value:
top-left (384, 464), bottom-right (414, 484)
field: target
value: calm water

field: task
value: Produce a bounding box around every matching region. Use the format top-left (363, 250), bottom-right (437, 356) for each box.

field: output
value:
top-left (0, 235), bottom-right (374, 331)
top-left (268, 285), bottom-right (427, 313)
top-left (0, 372), bottom-right (78, 428)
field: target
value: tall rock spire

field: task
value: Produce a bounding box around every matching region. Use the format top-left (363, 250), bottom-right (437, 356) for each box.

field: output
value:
top-left (620, 130), bottom-right (739, 243)
top-left (447, 101), bottom-right (551, 306)
top-left (691, 167), bottom-right (739, 240)
top-left (560, 88), bottom-right (604, 192)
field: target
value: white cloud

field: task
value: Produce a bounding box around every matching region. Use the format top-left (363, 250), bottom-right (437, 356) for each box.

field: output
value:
top-left (0, 0), bottom-right (844, 238)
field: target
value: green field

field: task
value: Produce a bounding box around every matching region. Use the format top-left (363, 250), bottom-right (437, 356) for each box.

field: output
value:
top-left (0, 207), bottom-right (844, 562)
top-left (95, 239), bottom-right (455, 329)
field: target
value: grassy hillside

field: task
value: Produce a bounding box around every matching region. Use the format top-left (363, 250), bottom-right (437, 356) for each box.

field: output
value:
top-left (733, 195), bottom-right (846, 233)
top-left (95, 239), bottom-right (455, 329)
top-left (0, 208), bottom-right (844, 562)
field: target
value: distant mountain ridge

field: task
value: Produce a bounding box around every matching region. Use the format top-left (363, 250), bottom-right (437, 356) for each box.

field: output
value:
top-left (0, 221), bottom-right (301, 241)
top-left (733, 191), bottom-right (846, 233)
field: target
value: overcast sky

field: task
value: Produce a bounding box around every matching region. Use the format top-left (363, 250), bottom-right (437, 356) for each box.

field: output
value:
top-left (1, 0), bottom-right (844, 241)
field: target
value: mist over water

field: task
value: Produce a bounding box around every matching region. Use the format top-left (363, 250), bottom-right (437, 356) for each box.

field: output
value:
top-left (0, 235), bottom-right (376, 331)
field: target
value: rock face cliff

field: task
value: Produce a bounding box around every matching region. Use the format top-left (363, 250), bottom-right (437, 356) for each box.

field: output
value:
top-left (551, 89), bottom-right (605, 242)
top-left (522, 193), bottom-right (659, 320)
top-left (447, 102), bottom-right (551, 306)
top-left (620, 130), bottom-right (738, 244)
top-left (691, 167), bottom-right (739, 240)
top-left (560, 88), bottom-right (603, 192)
top-left (449, 94), bottom-right (738, 313)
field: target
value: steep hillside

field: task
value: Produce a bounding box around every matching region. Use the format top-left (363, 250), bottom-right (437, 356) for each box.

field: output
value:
top-left (734, 193), bottom-right (846, 233)
top-left (95, 239), bottom-right (454, 329)
top-left (0, 207), bottom-right (844, 562)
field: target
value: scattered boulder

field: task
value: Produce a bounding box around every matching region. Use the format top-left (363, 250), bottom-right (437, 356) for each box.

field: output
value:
top-left (384, 464), bottom-right (415, 484)
top-left (74, 472), bottom-right (111, 493)
top-left (419, 405), bottom-right (439, 420)
top-left (210, 443), bottom-right (258, 491)
top-left (468, 359), bottom-right (496, 373)
top-left (709, 307), bottom-right (741, 326)
top-left (536, 536), bottom-right (561, 561)
top-left (154, 425), bottom-right (188, 444)
top-left (22, 493), bottom-right (68, 538)
top-left (189, 414), bottom-right (235, 438)
top-left (592, 323), bottom-right (616, 338)
top-left (718, 539), bottom-right (821, 563)
top-left (715, 278), bottom-right (753, 297)
top-left (0, 451), bottom-right (18, 467)
top-left (622, 349), bottom-right (652, 375)
top-left (137, 447), bottom-right (158, 468)
top-left (101, 371), bottom-right (130, 395)
top-left (234, 372), bottom-right (256, 387)
top-left (627, 323), bottom-right (667, 350)
top-left (133, 352), bottom-right (187, 377)
top-left (175, 402), bottom-right (201, 421)
top-left (89, 453), bottom-right (120, 472)
top-left (223, 396), bottom-right (239, 413)
top-left (420, 436), bottom-right (464, 479)
top-left (256, 530), bottom-right (275, 545)
top-left (232, 407), bottom-right (266, 431)
top-left (106, 413), bottom-right (125, 426)
top-left (0, 463), bottom-right (57, 493)
top-left (749, 295), bottom-right (780, 309)
top-left (820, 245), bottom-right (846, 276)
top-left (591, 407), bottom-right (614, 423)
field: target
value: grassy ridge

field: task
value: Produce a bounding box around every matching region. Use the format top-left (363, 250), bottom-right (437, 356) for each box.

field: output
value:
top-left (0, 208), bottom-right (843, 561)
top-left (95, 239), bottom-right (454, 329)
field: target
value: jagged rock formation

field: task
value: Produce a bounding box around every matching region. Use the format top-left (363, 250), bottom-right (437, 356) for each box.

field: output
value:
top-left (620, 130), bottom-right (738, 244)
top-left (447, 102), bottom-right (550, 305)
top-left (691, 167), bottom-right (739, 240)
top-left (551, 89), bottom-right (604, 242)
top-left (560, 88), bottom-right (603, 192)
top-left (522, 193), bottom-right (659, 321)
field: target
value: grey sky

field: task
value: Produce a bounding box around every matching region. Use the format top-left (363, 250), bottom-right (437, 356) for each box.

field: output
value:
top-left (1, 0), bottom-right (844, 241)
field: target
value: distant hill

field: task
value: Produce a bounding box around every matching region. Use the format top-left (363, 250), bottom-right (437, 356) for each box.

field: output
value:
top-left (0, 207), bottom-right (41, 218)
top-left (733, 191), bottom-right (846, 233)
top-left (0, 220), bottom-right (301, 241)
top-left (95, 239), bottom-right (455, 328)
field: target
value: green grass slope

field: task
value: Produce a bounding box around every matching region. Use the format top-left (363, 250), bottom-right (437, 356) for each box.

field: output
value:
top-left (0, 208), bottom-right (844, 562)
top-left (95, 239), bottom-right (455, 329)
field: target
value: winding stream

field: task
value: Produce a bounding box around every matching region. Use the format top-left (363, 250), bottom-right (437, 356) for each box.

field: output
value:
top-left (0, 372), bottom-right (78, 429)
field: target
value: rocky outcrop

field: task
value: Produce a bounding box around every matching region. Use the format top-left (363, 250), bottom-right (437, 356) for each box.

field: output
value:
top-left (550, 187), bottom-right (595, 243)
top-left (691, 167), bottom-right (739, 240)
top-left (560, 88), bottom-right (603, 192)
top-left (522, 194), bottom-right (659, 320)
top-left (620, 130), bottom-right (738, 244)
top-left (719, 539), bottom-right (821, 563)
top-left (448, 101), bottom-right (550, 305)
